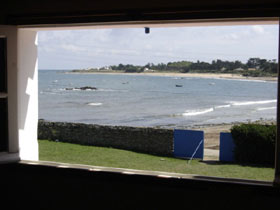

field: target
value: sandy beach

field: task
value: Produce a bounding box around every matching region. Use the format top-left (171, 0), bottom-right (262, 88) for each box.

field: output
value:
top-left (189, 124), bottom-right (232, 160)
top-left (68, 71), bottom-right (277, 82)
top-left (192, 124), bottom-right (233, 150)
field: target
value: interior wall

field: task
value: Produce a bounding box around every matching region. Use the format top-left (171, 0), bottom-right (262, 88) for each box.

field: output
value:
top-left (0, 26), bottom-right (18, 155)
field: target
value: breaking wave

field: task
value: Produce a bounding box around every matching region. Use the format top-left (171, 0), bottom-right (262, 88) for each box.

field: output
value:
top-left (215, 104), bottom-right (231, 109)
top-left (182, 99), bottom-right (276, 117)
top-left (257, 106), bottom-right (276, 111)
top-left (183, 108), bottom-right (214, 116)
top-left (87, 102), bottom-right (103, 106)
top-left (230, 99), bottom-right (276, 106)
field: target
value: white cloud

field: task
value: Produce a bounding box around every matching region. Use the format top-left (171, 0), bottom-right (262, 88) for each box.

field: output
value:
top-left (39, 45), bottom-right (55, 53)
top-left (60, 44), bottom-right (86, 53)
top-left (38, 25), bottom-right (278, 69)
top-left (222, 33), bottom-right (240, 41)
top-left (251, 25), bottom-right (265, 34)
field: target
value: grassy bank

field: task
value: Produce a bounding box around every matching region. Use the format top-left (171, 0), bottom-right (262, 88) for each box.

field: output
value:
top-left (39, 140), bottom-right (274, 181)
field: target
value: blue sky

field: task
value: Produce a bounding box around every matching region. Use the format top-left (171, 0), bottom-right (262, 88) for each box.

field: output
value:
top-left (38, 25), bottom-right (279, 70)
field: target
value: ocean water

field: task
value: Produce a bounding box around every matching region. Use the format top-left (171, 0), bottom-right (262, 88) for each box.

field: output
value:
top-left (39, 70), bottom-right (277, 128)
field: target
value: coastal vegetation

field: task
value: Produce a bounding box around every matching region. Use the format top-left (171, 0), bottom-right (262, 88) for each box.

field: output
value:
top-left (72, 57), bottom-right (278, 77)
top-left (231, 123), bottom-right (276, 166)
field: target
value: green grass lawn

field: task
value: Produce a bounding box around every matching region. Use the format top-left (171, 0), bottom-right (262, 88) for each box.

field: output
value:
top-left (39, 140), bottom-right (274, 181)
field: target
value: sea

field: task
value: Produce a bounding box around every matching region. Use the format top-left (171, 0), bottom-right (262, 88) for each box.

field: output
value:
top-left (39, 70), bottom-right (277, 128)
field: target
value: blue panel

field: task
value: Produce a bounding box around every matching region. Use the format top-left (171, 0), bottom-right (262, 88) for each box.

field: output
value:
top-left (174, 130), bottom-right (204, 159)
top-left (219, 132), bottom-right (235, 162)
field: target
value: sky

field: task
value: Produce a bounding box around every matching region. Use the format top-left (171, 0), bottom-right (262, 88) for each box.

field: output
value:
top-left (38, 24), bottom-right (279, 70)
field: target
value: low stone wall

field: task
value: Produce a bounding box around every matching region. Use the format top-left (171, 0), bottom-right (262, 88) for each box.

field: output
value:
top-left (38, 120), bottom-right (174, 156)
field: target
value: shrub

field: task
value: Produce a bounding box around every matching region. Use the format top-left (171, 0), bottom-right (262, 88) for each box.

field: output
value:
top-left (231, 123), bottom-right (276, 165)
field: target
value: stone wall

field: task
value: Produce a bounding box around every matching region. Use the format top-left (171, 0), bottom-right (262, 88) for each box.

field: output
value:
top-left (38, 120), bottom-right (174, 156)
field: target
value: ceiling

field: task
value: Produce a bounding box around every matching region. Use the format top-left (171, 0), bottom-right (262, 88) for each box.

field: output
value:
top-left (0, 0), bottom-right (279, 26)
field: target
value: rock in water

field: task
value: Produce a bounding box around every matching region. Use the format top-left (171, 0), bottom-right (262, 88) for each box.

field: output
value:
top-left (65, 86), bottom-right (97, 91)
top-left (79, 86), bottom-right (97, 90)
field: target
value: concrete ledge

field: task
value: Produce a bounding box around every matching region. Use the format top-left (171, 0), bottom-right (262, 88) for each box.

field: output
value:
top-left (0, 152), bottom-right (19, 163)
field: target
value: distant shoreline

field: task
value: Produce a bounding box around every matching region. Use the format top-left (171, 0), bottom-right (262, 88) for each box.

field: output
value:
top-left (66, 71), bottom-right (277, 82)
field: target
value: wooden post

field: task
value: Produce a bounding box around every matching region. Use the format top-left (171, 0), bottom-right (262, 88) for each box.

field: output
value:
top-left (274, 19), bottom-right (280, 186)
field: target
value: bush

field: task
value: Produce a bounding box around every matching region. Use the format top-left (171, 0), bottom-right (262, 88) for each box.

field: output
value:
top-left (231, 123), bottom-right (276, 165)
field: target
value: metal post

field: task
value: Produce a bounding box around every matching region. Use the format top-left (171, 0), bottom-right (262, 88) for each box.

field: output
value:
top-left (274, 19), bottom-right (280, 187)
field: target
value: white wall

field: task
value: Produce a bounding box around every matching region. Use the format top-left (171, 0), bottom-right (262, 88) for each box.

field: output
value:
top-left (18, 29), bottom-right (38, 161)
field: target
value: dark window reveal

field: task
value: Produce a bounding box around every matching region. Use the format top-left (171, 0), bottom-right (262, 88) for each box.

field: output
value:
top-left (0, 37), bottom-right (8, 152)
top-left (0, 38), bottom-right (7, 93)
top-left (0, 98), bottom-right (8, 152)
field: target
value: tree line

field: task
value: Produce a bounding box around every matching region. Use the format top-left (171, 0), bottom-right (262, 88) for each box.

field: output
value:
top-left (107, 58), bottom-right (278, 77)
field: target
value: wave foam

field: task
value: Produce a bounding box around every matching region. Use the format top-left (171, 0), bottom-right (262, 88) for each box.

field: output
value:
top-left (257, 106), bottom-right (276, 111)
top-left (215, 104), bottom-right (231, 109)
top-left (213, 77), bottom-right (274, 83)
top-left (98, 88), bottom-right (128, 92)
top-left (231, 99), bottom-right (276, 106)
top-left (181, 99), bottom-right (277, 117)
top-left (183, 108), bottom-right (214, 116)
top-left (87, 102), bottom-right (103, 106)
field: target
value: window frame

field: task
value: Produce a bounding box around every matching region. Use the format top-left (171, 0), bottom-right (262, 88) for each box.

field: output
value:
top-left (274, 19), bottom-right (280, 186)
top-left (2, 18), bottom-right (279, 186)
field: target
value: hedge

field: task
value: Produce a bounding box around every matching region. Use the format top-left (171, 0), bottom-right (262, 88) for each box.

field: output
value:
top-left (231, 123), bottom-right (276, 165)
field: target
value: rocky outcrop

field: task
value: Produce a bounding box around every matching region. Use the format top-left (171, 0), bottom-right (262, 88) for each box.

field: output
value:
top-left (65, 86), bottom-right (97, 91)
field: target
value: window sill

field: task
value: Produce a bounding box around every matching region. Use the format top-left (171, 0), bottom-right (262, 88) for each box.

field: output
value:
top-left (0, 93), bottom-right (7, 98)
top-left (20, 160), bottom-right (273, 187)
top-left (0, 152), bottom-right (20, 163)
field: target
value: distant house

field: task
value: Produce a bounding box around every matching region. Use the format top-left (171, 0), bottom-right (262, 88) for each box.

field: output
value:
top-left (248, 68), bottom-right (257, 71)
top-left (144, 68), bottom-right (155, 72)
top-left (99, 66), bottom-right (112, 71)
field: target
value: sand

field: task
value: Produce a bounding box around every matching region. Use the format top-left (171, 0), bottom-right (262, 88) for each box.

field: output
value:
top-left (68, 71), bottom-right (277, 82)
top-left (192, 124), bottom-right (233, 150)
top-left (190, 124), bottom-right (234, 160)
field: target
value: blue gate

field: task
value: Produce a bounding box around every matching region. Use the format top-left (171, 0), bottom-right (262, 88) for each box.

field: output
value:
top-left (174, 130), bottom-right (204, 159)
top-left (219, 132), bottom-right (235, 162)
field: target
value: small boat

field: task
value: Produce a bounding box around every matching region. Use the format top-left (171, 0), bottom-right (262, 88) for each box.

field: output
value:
top-left (176, 85), bottom-right (183, 87)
